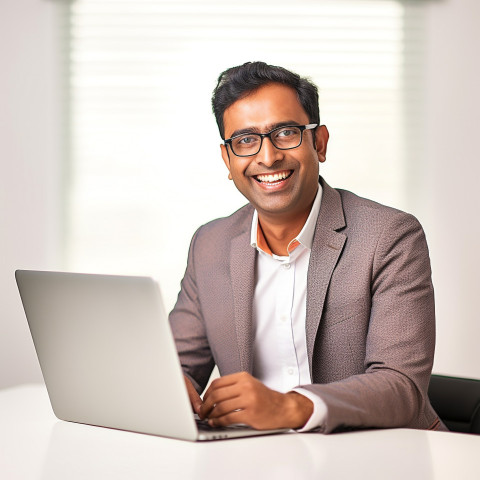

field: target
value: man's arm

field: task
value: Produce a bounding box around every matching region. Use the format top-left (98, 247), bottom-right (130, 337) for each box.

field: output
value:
top-left (169, 229), bottom-right (215, 395)
top-left (300, 211), bottom-right (437, 432)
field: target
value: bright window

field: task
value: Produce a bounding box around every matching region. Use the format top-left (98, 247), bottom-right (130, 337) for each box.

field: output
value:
top-left (66, 0), bottom-right (425, 310)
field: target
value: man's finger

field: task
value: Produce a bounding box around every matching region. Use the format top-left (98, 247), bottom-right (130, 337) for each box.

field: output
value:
top-left (202, 372), bottom-right (243, 399)
top-left (204, 398), bottom-right (245, 420)
top-left (184, 376), bottom-right (203, 414)
top-left (208, 410), bottom-right (247, 428)
top-left (200, 384), bottom-right (240, 418)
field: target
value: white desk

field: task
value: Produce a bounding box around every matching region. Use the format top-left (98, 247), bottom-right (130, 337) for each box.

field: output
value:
top-left (1, 384), bottom-right (479, 480)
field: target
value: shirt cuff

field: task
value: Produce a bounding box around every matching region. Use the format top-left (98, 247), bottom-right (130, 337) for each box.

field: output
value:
top-left (291, 388), bottom-right (328, 432)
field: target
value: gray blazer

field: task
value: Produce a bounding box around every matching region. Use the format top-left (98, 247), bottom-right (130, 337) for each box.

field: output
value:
top-left (169, 177), bottom-right (444, 433)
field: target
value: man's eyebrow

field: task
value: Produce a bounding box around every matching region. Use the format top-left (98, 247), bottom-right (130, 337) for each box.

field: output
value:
top-left (228, 121), bottom-right (302, 139)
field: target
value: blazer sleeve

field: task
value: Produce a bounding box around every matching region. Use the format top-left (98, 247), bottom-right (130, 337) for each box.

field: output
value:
top-left (168, 228), bottom-right (215, 393)
top-left (300, 212), bottom-right (437, 433)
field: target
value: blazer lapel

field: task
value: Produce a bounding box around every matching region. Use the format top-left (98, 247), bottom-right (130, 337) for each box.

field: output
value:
top-left (230, 213), bottom-right (256, 373)
top-left (306, 178), bottom-right (347, 370)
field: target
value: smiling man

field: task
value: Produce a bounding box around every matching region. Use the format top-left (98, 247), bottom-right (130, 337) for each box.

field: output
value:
top-left (169, 61), bottom-right (446, 433)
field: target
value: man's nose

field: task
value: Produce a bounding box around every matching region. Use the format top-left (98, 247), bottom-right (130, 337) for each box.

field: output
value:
top-left (256, 137), bottom-right (282, 166)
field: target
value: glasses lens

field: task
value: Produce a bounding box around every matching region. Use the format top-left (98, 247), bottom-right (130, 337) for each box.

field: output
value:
top-left (270, 126), bottom-right (302, 150)
top-left (231, 134), bottom-right (261, 156)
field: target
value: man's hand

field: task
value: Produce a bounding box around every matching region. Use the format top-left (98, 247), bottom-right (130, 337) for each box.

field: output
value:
top-left (199, 372), bottom-right (313, 430)
top-left (184, 375), bottom-right (203, 415)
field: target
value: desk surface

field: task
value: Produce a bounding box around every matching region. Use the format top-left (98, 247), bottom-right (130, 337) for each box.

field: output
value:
top-left (1, 384), bottom-right (479, 480)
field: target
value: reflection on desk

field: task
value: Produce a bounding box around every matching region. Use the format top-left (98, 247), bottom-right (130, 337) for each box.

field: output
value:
top-left (1, 384), bottom-right (479, 480)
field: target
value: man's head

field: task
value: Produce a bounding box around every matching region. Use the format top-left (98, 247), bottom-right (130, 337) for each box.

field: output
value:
top-left (212, 62), bottom-right (329, 225)
top-left (212, 61), bottom-right (320, 140)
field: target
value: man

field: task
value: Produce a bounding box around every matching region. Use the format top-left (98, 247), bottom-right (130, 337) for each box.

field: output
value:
top-left (169, 61), bottom-right (445, 433)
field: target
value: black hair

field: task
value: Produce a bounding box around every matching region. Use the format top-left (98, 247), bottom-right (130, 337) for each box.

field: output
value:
top-left (212, 61), bottom-right (320, 139)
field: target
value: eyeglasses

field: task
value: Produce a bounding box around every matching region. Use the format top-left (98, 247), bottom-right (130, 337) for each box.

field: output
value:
top-left (224, 124), bottom-right (318, 157)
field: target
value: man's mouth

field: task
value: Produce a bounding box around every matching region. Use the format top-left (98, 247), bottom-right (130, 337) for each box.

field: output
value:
top-left (254, 170), bottom-right (293, 184)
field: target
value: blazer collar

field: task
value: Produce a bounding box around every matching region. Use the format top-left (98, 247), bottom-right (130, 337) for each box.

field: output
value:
top-left (230, 210), bottom-right (256, 373)
top-left (305, 177), bottom-right (347, 370)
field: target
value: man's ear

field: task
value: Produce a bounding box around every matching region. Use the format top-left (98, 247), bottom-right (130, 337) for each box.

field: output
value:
top-left (220, 144), bottom-right (233, 180)
top-left (315, 125), bottom-right (329, 163)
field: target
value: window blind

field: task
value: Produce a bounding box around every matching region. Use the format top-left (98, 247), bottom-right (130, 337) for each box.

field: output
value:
top-left (65, 0), bottom-right (426, 309)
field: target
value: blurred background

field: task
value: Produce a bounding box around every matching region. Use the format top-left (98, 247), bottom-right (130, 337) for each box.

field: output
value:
top-left (1, 0), bottom-right (479, 389)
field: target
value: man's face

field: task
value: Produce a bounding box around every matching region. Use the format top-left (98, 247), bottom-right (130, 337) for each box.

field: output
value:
top-left (220, 83), bottom-right (328, 222)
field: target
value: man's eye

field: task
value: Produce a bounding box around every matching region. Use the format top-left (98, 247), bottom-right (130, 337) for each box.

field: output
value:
top-left (237, 135), bottom-right (258, 145)
top-left (276, 128), bottom-right (297, 138)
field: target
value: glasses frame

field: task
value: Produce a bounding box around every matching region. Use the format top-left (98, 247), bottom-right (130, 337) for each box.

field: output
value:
top-left (224, 123), bottom-right (318, 157)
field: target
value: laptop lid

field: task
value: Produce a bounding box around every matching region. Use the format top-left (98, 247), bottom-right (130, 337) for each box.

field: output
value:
top-left (16, 270), bottom-right (287, 441)
top-left (16, 270), bottom-right (200, 441)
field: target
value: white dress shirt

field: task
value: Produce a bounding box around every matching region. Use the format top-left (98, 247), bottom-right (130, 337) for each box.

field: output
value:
top-left (250, 184), bottom-right (327, 431)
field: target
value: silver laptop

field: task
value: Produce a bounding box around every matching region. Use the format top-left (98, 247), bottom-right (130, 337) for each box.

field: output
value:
top-left (15, 270), bottom-right (287, 441)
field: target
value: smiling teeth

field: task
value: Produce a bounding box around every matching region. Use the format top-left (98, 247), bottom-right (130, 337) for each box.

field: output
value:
top-left (256, 171), bottom-right (289, 183)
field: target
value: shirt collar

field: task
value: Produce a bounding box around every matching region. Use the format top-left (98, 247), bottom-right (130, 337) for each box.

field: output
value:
top-left (250, 182), bottom-right (323, 256)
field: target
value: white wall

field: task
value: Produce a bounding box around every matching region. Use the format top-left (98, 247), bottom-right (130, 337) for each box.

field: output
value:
top-left (0, 0), bottom-right (479, 389)
top-left (0, 0), bottom-right (63, 388)
top-left (423, 0), bottom-right (480, 377)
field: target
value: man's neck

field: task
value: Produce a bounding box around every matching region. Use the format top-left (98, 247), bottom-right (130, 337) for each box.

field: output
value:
top-left (257, 210), bottom-right (310, 256)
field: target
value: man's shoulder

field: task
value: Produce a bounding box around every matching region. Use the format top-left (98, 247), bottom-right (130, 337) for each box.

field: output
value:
top-left (194, 203), bottom-right (254, 243)
top-left (320, 184), bottom-right (425, 243)
top-left (336, 187), bottom-right (419, 228)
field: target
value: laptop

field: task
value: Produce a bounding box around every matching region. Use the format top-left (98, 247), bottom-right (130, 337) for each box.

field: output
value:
top-left (15, 270), bottom-right (288, 441)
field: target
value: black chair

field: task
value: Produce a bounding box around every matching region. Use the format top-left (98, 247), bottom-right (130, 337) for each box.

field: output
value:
top-left (428, 374), bottom-right (480, 434)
